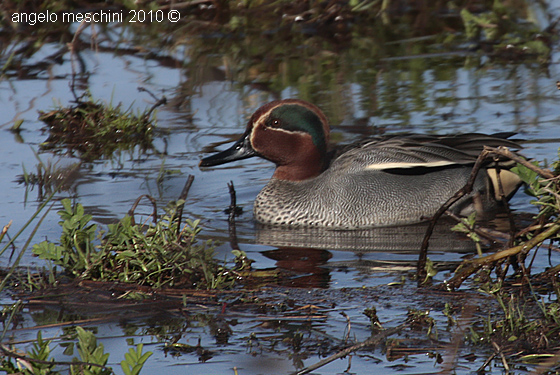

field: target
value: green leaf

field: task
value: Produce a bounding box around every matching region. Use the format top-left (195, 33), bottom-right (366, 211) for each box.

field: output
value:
top-left (32, 242), bottom-right (64, 262)
top-left (510, 162), bottom-right (540, 185)
top-left (120, 344), bottom-right (152, 375)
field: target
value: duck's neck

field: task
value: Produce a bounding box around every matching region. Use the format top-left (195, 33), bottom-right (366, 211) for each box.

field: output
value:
top-left (272, 148), bottom-right (325, 181)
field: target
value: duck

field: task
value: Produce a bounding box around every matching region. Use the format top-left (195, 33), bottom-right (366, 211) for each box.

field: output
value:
top-left (200, 99), bottom-right (523, 229)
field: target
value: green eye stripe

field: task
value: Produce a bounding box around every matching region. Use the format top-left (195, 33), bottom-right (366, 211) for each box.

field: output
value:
top-left (269, 104), bottom-right (326, 153)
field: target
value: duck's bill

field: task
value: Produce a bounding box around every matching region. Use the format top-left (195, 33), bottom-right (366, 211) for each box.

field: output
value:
top-left (200, 132), bottom-right (257, 167)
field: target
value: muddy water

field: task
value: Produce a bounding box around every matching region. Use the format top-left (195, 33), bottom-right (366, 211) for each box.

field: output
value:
top-left (1, 1), bottom-right (560, 374)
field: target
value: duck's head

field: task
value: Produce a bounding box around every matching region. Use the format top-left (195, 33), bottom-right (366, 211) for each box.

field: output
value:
top-left (200, 99), bottom-right (330, 181)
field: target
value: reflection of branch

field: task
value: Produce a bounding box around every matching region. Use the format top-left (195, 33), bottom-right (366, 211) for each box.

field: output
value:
top-left (68, 20), bottom-right (93, 101)
top-left (138, 87), bottom-right (168, 121)
top-left (294, 323), bottom-right (407, 375)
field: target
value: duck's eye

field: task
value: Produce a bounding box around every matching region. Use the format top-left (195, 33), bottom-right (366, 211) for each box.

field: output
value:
top-left (267, 118), bottom-right (281, 128)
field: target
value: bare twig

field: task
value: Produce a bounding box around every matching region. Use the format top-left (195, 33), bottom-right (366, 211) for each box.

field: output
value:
top-left (491, 146), bottom-right (555, 180)
top-left (443, 222), bottom-right (560, 290)
top-left (418, 148), bottom-right (491, 284)
top-left (419, 145), bottom-right (556, 286)
top-left (176, 175), bottom-right (195, 236)
top-left (492, 341), bottom-right (510, 374)
top-left (227, 181), bottom-right (240, 251)
top-left (128, 195), bottom-right (158, 226)
top-left (477, 352), bottom-right (497, 373)
top-left (293, 323), bottom-right (407, 375)
top-left (138, 87), bottom-right (167, 120)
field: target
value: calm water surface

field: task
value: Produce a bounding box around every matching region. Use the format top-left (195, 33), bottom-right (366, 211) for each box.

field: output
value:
top-left (1, 2), bottom-right (560, 374)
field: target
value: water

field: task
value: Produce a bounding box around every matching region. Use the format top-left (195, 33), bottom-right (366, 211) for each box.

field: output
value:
top-left (1, 1), bottom-right (560, 374)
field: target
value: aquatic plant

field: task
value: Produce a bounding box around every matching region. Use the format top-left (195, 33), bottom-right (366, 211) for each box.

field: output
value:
top-left (435, 147), bottom-right (560, 369)
top-left (512, 155), bottom-right (560, 222)
top-left (0, 328), bottom-right (152, 375)
top-left (17, 150), bottom-right (80, 201)
top-left (435, 145), bottom-right (560, 290)
top-left (38, 92), bottom-right (160, 162)
top-left (32, 199), bottom-right (234, 289)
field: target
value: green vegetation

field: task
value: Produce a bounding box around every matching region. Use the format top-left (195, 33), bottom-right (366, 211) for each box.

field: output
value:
top-left (468, 284), bottom-right (560, 350)
top-left (1, 328), bottom-right (152, 375)
top-left (435, 147), bottom-right (560, 366)
top-left (1, 0), bottom-right (559, 373)
top-left (32, 199), bottom-right (234, 289)
top-left (451, 212), bottom-right (484, 256)
top-left (1, 0), bottom-right (552, 127)
top-left (512, 156), bottom-right (560, 221)
top-left (444, 149), bottom-right (560, 289)
top-left (460, 1), bottom-right (550, 61)
top-left (0, 196), bottom-right (236, 374)
top-left (38, 92), bottom-right (159, 161)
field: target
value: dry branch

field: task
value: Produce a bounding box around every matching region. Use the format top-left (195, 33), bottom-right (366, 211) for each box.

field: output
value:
top-left (293, 323), bottom-right (407, 375)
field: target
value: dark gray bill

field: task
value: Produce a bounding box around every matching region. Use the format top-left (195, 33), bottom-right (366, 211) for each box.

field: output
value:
top-left (200, 131), bottom-right (257, 167)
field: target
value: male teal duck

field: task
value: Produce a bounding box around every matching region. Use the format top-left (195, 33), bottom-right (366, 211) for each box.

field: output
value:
top-left (200, 99), bottom-right (522, 229)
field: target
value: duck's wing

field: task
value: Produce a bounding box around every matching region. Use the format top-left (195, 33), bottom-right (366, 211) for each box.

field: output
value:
top-left (426, 132), bottom-right (521, 158)
top-left (329, 133), bottom-right (522, 173)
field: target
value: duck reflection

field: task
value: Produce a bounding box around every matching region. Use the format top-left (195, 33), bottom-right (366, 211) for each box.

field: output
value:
top-left (256, 218), bottom-right (478, 286)
top-left (261, 247), bottom-right (332, 288)
top-left (256, 219), bottom-right (475, 254)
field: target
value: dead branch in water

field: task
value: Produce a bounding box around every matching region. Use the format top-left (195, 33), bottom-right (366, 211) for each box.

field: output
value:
top-left (419, 145), bottom-right (558, 287)
top-left (293, 322), bottom-right (408, 375)
top-left (227, 181), bottom-right (240, 251)
top-left (176, 174), bottom-right (195, 236)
